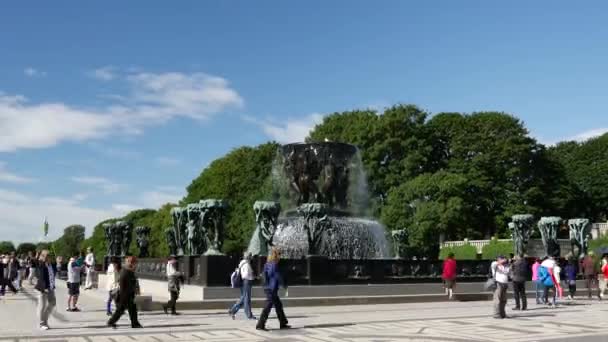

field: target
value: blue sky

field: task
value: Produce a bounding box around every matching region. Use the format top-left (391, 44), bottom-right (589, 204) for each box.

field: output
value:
top-left (1, 1), bottom-right (608, 242)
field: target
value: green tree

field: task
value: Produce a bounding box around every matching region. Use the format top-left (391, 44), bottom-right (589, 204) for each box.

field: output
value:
top-left (16, 242), bottom-right (37, 256)
top-left (0, 241), bottom-right (16, 254)
top-left (382, 171), bottom-right (470, 251)
top-left (53, 225), bottom-right (85, 257)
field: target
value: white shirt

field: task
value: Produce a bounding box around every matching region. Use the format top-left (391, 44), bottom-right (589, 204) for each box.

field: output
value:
top-left (167, 262), bottom-right (179, 277)
top-left (106, 264), bottom-right (119, 291)
top-left (554, 265), bottom-right (562, 284)
top-left (238, 260), bottom-right (255, 281)
top-left (67, 261), bottom-right (81, 283)
top-left (85, 253), bottom-right (95, 269)
top-left (494, 264), bottom-right (510, 284)
top-left (541, 258), bottom-right (556, 269)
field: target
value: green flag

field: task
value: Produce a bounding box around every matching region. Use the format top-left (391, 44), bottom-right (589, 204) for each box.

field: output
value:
top-left (43, 216), bottom-right (49, 237)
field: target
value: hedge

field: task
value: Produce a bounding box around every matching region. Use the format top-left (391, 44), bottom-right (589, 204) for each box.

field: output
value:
top-left (438, 243), bottom-right (479, 260)
top-left (481, 238), bottom-right (514, 259)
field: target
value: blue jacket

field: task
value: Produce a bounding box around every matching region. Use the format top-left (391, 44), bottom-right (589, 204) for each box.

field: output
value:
top-left (263, 261), bottom-right (284, 292)
top-left (564, 264), bottom-right (577, 281)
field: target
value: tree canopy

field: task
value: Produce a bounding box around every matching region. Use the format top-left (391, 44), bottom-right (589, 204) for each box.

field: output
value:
top-left (17, 104), bottom-right (608, 260)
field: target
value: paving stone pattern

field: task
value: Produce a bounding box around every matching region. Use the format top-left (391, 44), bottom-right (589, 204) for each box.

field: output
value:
top-left (1, 283), bottom-right (607, 342)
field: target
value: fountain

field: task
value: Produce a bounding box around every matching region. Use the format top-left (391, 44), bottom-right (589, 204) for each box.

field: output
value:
top-left (250, 142), bottom-right (390, 259)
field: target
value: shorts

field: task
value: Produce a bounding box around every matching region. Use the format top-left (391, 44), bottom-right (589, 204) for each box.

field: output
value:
top-left (68, 282), bottom-right (80, 296)
top-left (445, 280), bottom-right (456, 289)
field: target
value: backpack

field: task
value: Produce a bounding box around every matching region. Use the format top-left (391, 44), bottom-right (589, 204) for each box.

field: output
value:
top-left (230, 266), bottom-right (242, 288)
top-left (538, 265), bottom-right (554, 287)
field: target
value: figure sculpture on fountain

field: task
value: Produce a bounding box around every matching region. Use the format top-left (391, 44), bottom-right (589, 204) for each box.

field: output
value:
top-left (165, 227), bottom-right (178, 256)
top-left (510, 214), bottom-right (534, 257)
top-left (391, 229), bottom-right (408, 259)
top-left (569, 218), bottom-right (591, 259)
top-left (538, 217), bottom-right (562, 257)
top-left (200, 199), bottom-right (227, 255)
top-left (187, 203), bottom-right (205, 255)
top-left (135, 226), bottom-right (151, 258)
top-left (298, 203), bottom-right (332, 256)
top-left (248, 201), bottom-right (281, 257)
top-left (170, 207), bottom-right (188, 255)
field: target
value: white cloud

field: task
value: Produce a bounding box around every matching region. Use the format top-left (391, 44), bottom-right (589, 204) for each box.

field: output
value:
top-left (537, 127), bottom-right (608, 146)
top-left (156, 156), bottom-right (181, 166)
top-left (24, 67), bottom-right (47, 77)
top-left (71, 176), bottom-right (126, 194)
top-left (570, 128), bottom-right (608, 142)
top-left (245, 113), bottom-right (324, 143)
top-left (0, 188), bottom-right (122, 243)
top-left (0, 162), bottom-right (35, 183)
top-left (0, 70), bottom-right (243, 152)
top-left (90, 66), bottom-right (116, 81)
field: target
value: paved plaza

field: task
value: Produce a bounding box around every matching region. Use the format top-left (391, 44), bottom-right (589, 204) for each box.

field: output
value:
top-left (2, 283), bottom-right (608, 342)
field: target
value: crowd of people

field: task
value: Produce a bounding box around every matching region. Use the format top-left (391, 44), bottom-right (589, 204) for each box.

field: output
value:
top-left (2, 247), bottom-right (290, 332)
top-left (442, 251), bottom-right (608, 319)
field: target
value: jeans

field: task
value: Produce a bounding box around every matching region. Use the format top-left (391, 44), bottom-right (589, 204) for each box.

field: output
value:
top-left (512, 281), bottom-right (527, 309)
top-left (535, 281), bottom-right (543, 303)
top-left (493, 283), bottom-right (508, 318)
top-left (106, 292), bottom-right (116, 314)
top-left (257, 289), bottom-right (288, 328)
top-left (37, 290), bottom-right (56, 327)
top-left (230, 280), bottom-right (253, 318)
top-left (568, 281), bottom-right (576, 297)
top-left (108, 298), bottom-right (140, 327)
top-left (543, 284), bottom-right (556, 306)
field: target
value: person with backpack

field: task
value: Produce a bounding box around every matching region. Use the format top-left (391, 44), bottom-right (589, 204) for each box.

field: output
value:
top-left (531, 258), bottom-right (543, 304)
top-left (564, 258), bottom-right (578, 300)
top-left (492, 255), bottom-right (510, 319)
top-left (66, 256), bottom-right (82, 312)
top-left (163, 257), bottom-right (183, 315)
top-left (510, 255), bottom-right (528, 310)
top-left (256, 248), bottom-right (290, 330)
top-left (539, 255), bottom-right (560, 308)
top-left (228, 253), bottom-right (255, 320)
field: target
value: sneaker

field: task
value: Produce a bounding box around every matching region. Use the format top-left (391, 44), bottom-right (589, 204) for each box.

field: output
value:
top-left (107, 322), bottom-right (117, 329)
top-left (131, 324), bottom-right (143, 329)
top-left (40, 325), bottom-right (49, 331)
top-left (72, 307), bottom-right (81, 312)
top-left (66, 308), bottom-right (73, 312)
top-left (280, 324), bottom-right (291, 329)
top-left (256, 326), bottom-right (267, 331)
top-left (567, 295), bottom-right (572, 300)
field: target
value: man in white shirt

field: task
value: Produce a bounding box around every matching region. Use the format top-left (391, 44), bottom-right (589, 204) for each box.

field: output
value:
top-left (493, 255), bottom-right (510, 319)
top-left (229, 253), bottom-right (256, 319)
top-left (84, 247), bottom-right (96, 290)
top-left (67, 256), bottom-right (82, 312)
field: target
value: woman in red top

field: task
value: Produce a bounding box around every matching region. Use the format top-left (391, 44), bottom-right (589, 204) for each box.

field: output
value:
top-left (442, 253), bottom-right (457, 300)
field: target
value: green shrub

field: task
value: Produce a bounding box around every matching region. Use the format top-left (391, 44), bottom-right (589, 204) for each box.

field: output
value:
top-left (481, 238), bottom-right (513, 259)
top-left (439, 243), bottom-right (479, 260)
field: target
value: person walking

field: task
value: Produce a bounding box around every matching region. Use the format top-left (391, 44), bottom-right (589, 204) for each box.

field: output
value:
top-left (35, 250), bottom-right (57, 331)
top-left (564, 259), bottom-right (578, 300)
top-left (229, 253), bottom-right (256, 319)
top-left (256, 248), bottom-right (290, 331)
top-left (600, 255), bottom-right (608, 298)
top-left (28, 251), bottom-right (38, 285)
top-left (510, 255), bottom-right (528, 311)
top-left (106, 257), bottom-right (120, 316)
top-left (163, 257), bottom-right (183, 315)
top-left (18, 255), bottom-right (27, 289)
top-left (1, 253), bottom-right (18, 295)
top-left (107, 256), bottom-right (143, 329)
top-left (84, 247), bottom-right (97, 290)
top-left (532, 258), bottom-right (543, 304)
top-left (580, 252), bottom-right (600, 300)
top-left (66, 256), bottom-right (82, 312)
top-left (492, 255), bottom-right (510, 319)
top-left (442, 253), bottom-right (457, 300)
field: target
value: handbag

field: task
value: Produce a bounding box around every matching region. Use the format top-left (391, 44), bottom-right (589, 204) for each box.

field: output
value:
top-left (484, 278), bottom-right (497, 292)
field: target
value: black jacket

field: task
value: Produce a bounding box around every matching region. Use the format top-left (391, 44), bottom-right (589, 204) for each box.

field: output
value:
top-left (510, 258), bottom-right (529, 282)
top-left (118, 269), bottom-right (138, 303)
top-left (35, 263), bottom-right (57, 292)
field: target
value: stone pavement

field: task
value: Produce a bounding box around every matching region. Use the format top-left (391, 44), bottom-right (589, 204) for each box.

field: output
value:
top-left (2, 282), bottom-right (608, 342)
